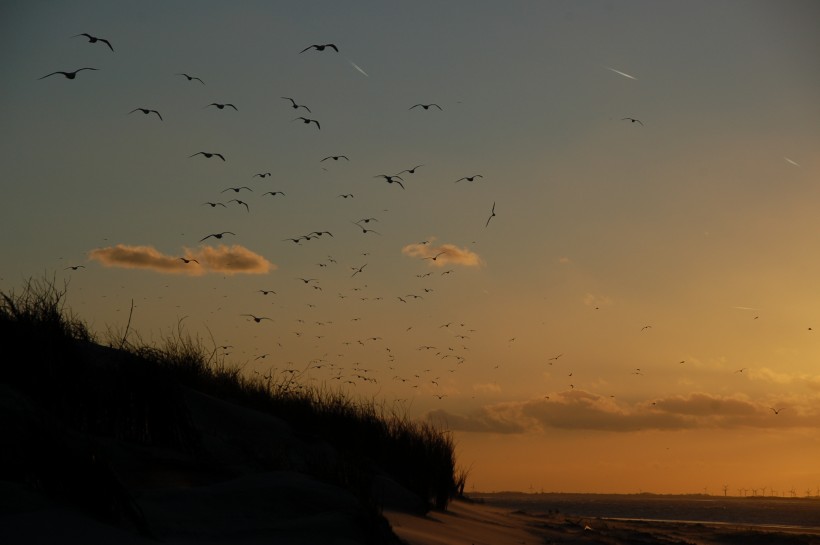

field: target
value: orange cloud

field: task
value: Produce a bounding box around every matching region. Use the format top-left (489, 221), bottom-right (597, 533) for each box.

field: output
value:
top-left (401, 241), bottom-right (483, 268)
top-left (88, 244), bottom-right (274, 276)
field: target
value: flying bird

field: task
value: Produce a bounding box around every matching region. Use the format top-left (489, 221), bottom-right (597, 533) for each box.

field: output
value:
top-left (622, 117), bottom-right (644, 126)
top-left (190, 151), bottom-right (226, 161)
top-left (409, 104), bottom-right (442, 111)
top-left (128, 108), bottom-right (162, 120)
top-left (221, 186), bottom-right (251, 193)
top-left (398, 165), bottom-right (423, 175)
top-left (375, 174), bottom-right (404, 189)
top-left (455, 175), bottom-right (483, 183)
top-left (300, 43), bottom-right (339, 53)
top-left (177, 73), bottom-right (204, 84)
top-left (203, 201), bottom-right (227, 208)
top-left (179, 257), bottom-right (199, 264)
top-left (242, 314), bottom-right (273, 323)
top-left (337, 193), bottom-right (354, 199)
top-left (206, 102), bottom-right (238, 111)
top-left (293, 117), bottom-right (320, 129)
top-left (425, 251), bottom-right (448, 261)
top-left (257, 290), bottom-right (276, 295)
top-left (228, 199), bottom-right (249, 212)
top-left (321, 155), bottom-right (349, 162)
top-left (253, 172), bottom-right (271, 178)
top-left (199, 231), bottom-right (235, 242)
top-left (39, 67), bottom-right (98, 80)
top-left (351, 264), bottom-right (367, 277)
top-left (769, 407), bottom-right (785, 415)
top-left (72, 33), bottom-right (113, 51)
top-left (485, 202), bottom-right (496, 227)
top-left (262, 191), bottom-right (286, 197)
top-left (281, 97), bottom-right (311, 112)
top-left (64, 265), bottom-right (85, 270)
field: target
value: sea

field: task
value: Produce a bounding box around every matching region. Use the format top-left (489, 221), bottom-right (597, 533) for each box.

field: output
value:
top-left (472, 492), bottom-right (820, 531)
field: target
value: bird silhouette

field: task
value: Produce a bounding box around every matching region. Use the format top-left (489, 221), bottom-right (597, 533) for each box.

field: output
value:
top-left (337, 193), bottom-right (354, 198)
top-left (622, 117), bottom-right (644, 126)
top-left (398, 165), bottom-right (423, 175)
top-left (179, 257), bottom-right (199, 264)
top-left (64, 265), bottom-right (85, 270)
top-left (769, 407), bottom-right (785, 415)
top-left (207, 102), bottom-right (238, 111)
top-left (351, 264), bottom-right (367, 277)
top-left (257, 289), bottom-right (276, 295)
top-left (177, 73), bottom-right (204, 84)
top-left (222, 186), bottom-right (251, 193)
top-left (485, 202), bottom-right (496, 227)
top-left (281, 97), bottom-right (311, 112)
top-left (293, 117), bottom-right (320, 129)
top-left (199, 231), bottom-right (235, 242)
top-left (262, 191), bottom-right (286, 197)
top-left (39, 67), bottom-right (98, 80)
top-left (253, 172), bottom-right (271, 178)
top-left (300, 43), bottom-right (339, 53)
top-left (242, 314), bottom-right (273, 323)
top-left (190, 151), bottom-right (226, 161)
top-left (375, 174), bottom-right (404, 189)
top-left (297, 278), bottom-right (318, 284)
top-left (409, 104), bottom-right (442, 111)
top-left (321, 155), bottom-right (349, 162)
top-left (72, 33), bottom-right (113, 51)
top-left (202, 201), bottom-right (227, 208)
top-left (425, 251), bottom-right (447, 261)
top-left (129, 108), bottom-right (163, 120)
top-left (228, 199), bottom-right (249, 212)
top-left (455, 175), bottom-right (483, 183)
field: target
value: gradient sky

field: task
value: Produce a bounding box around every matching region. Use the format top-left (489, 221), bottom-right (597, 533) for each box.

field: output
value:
top-left (3, 0), bottom-right (820, 495)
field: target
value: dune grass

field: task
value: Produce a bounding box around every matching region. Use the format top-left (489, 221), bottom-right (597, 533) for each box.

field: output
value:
top-left (0, 275), bottom-right (464, 518)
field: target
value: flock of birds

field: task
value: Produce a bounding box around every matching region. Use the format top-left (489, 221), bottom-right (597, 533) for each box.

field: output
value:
top-left (40, 30), bottom-right (794, 419)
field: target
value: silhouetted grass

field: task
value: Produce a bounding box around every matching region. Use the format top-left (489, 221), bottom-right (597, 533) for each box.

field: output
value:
top-left (0, 275), bottom-right (464, 527)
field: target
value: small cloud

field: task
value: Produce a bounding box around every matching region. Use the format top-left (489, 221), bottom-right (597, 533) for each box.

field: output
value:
top-left (402, 241), bottom-right (483, 267)
top-left (472, 383), bottom-right (502, 395)
top-left (583, 293), bottom-right (613, 308)
top-left (557, 256), bottom-right (572, 265)
top-left (89, 244), bottom-right (274, 276)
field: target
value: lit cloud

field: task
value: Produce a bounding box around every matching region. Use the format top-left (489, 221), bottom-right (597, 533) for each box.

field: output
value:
top-left (472, 383), bottom-right (502, 395)
top-left (402, 240), bottom-right (483, 268)
top-left (88, 244), bottom-right (274, 276)
top-left (750, 367), bottom-right (820, 390)
top-left (427, 390), bottom-right (820, 434)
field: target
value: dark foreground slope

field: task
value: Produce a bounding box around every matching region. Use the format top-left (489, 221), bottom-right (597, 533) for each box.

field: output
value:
top-left (0, 277), bottom-right (463, 544)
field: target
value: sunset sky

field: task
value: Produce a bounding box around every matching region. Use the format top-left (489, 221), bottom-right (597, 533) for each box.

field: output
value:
top-left (2, 1), bottom-right (819, 495)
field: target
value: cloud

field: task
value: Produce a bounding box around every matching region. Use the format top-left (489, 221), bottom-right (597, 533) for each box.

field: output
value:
top-left (401, 241), bottom-right (483, 268)
top-left (88, 244), bottom-right (274, 276)
top-left (583, 293), bottom-right (613, 308)
top-left (749, 367), bottom-right (820, 390)
top-left (426, 390), bottom-right (820, 434)
top-left (472, 383), bottom-right (502, 395)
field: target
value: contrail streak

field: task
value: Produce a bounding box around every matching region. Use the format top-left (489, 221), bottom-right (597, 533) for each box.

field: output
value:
top-left (346, 57), bottom-right (369, 77)
top-left (605, 66), bottom-right (637, 80)
top-left (784, 157), bottom-right (800, 167)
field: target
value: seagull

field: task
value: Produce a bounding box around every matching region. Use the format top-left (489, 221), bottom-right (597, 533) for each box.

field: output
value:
top-left (297, 278), bottom-right (318, 284)
top-left (128, 108), bottom-right (163, 120)
top-left (641, 325), bottom-right (652, 331)
top-left (202, 201), bottom-right (227, 208)
top-left (39, 67), bottom-right (98, 80)
top-left (179, 257), bottom-right (199, 264)
top-left (300, 43), bottom-right (339, 53)
top-left (355, 217), bottom-right (378, 224)
top-left (190, 151), bottom-right (226, 161)
top-left (64, 265), bottom-right (86, 270)
top-left (735, 367), bottom-right (747, 373)
top-left (262, 191), bottom-right (286, 197)
top-left (206, 102), bottom-right (238, 111)
top-left (409, 103), bottom-right (442, 111)
top-left (228, 199), bottom-right (249, 212)
top-left (455, 175), bottom-right (483, 183)
top-left (425, 251), bottom-right (447, 261)
top-left (375, 174), bottom-right (404, 189)
top-left (769, 407), bottom-right (785, 415)
top-left (293, 117), bottom-right (320, 129)
top-left (485, 202), bottom-right (496, 227)
top-left (242, 314), bottom-right (273, 323)
top-left (337, 193), bottom-right (354, 198)
top-left (222, 186), bottom-right (251, 193)
top-left (177, 73), bottom-right (204, 84)
top-left (281, 97), bottom-right (311, 112)
top-left (72, 33), bottom-right (113, 51)
top-left (199, 231), bottom-right (235, 242)
top-left (622, 117), bottom-right (644, 126)
top-left (253, 172), bottom-right (271, 178)
top-left (321, 155), bottom-right (349, 162)
top-left (351, 263), bottom-right (367, 277)
top-left (398, 165), bottom-right (423, 175)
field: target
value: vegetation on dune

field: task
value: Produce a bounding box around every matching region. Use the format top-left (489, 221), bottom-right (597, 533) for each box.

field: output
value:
top-left (0, 275), bottom-right (466, 533)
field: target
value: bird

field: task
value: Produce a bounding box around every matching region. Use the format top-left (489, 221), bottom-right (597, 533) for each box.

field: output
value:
top-left (309, 231), bottom-right (333, 238)
top-left (622, 117), bottom-right (644, 126)
top-left (281, 97), bottom-right (311, 112)
top-left (351, 221), bottom-right (381, 235)
top-left (257, 289), bottom-right (276, 295)
top-left (262, 191), bottom-right (285, 197)
top-left (221, 186), bottom-right (252, 193)
top-left (179, 257), bottom-right (199, 264)
top-left (769, 407), bottom-right (785, 415)
top-left (64, 265), bottom-right (85, 270)
top-left (242, 314), bottom-right (273, 323)
top-left (455, 175), bottom-right (483, 183)
top-left (337, 193), bottom-right (354, 199)
top-left (293, 117), bottom-right (320, 129)
top-left (177, 73), bottom-right (204, 84)
top-left (641, 325), bottom-right (652, 331)
top-left (199, 231), bottom-right (235, 242)
top-left (206, 102), bottom-right (238, 111)
top-left (72, 33), bottom-right (113, 51)
top-left (355, 217), bottom-right (378, 224)
top-left (409, 103), bottom-right (442, 110)
top-left (398, 165), bottom-right (423, 175)
top-left (39, 67), bottom-right (98, 80)
top-left (425, 251), bottom-right (448, 261)
top-left (300, 43), bottom-right (339, 53)
top-left (297, 278), bottom-right (318, 284)
top-left (321, 155), bottom-right (349, 162)
top-left (202, 202), bottom-right (227, 208)
top-left (485, 202), bottom-right (496, 227)
top-left (128, 108), bottom-right (163, 120)
top-left (190, 151), bottom-right (226, 161)
top-left (735, 367), bottom-right (747, 373)
top-left (228, 199), bottom-right (249, 212)
top-left (375, 174), bottom-right (405, 189)
top-left (351, 264), bottom-right (367, 277)
top-left (253, 172), bottom-right (271, 178)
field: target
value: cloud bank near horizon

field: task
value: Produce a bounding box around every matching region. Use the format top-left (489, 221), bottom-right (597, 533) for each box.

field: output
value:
top-left (88, 244), bottom-right (275, 275)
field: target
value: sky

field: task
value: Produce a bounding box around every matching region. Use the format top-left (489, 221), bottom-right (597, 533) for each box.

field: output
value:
top-left (2, 0), bottom-right (820, 495)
